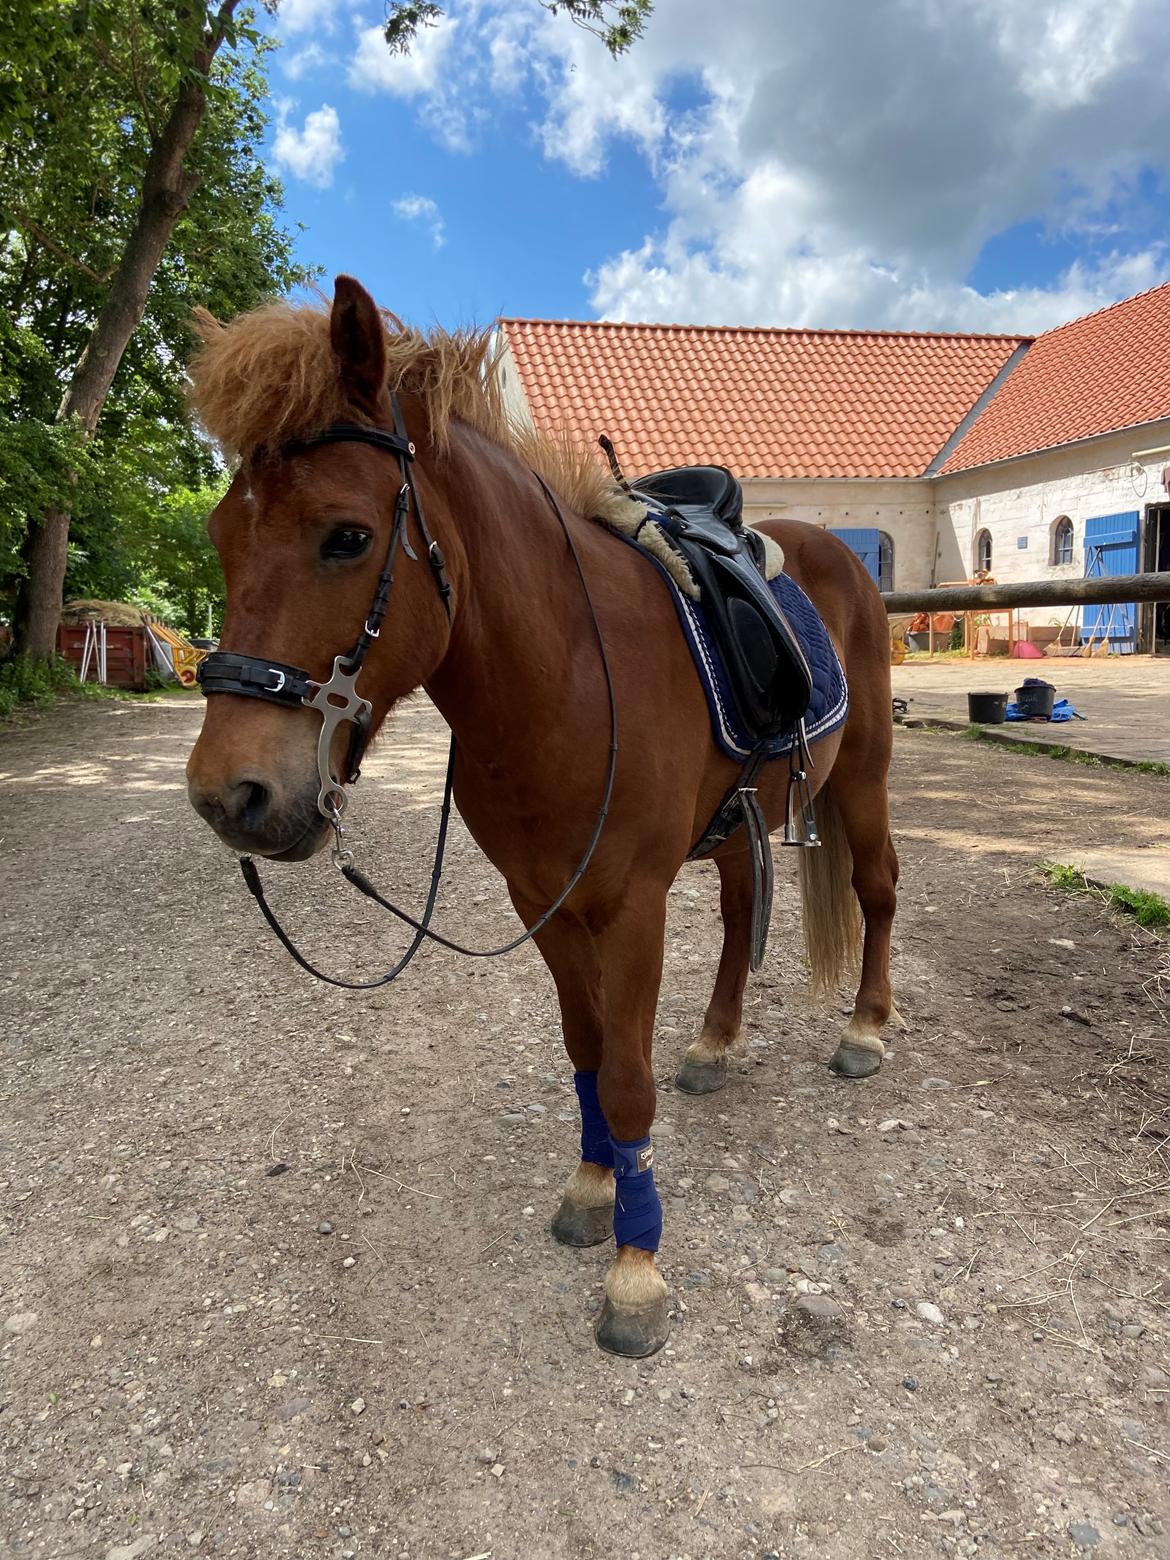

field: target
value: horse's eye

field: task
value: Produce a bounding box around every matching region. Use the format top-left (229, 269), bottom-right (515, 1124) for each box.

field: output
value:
top-left (321, 526), bottom-right (373, 561)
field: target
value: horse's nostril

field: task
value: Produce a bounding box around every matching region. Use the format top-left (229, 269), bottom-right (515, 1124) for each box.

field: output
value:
top-left (237, 779), bottom-right (271, 827)
top-left (213, 776), bottom-right (273, 831)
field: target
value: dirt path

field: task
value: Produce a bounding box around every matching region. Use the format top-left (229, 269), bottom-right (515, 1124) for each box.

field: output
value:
top-left (2, 694), bottom-right (1169, 1560)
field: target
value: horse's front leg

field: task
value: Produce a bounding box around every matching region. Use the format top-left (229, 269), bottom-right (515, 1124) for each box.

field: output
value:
top-left (521, 886), bottom-right (671, 1358)
top-left (592, 887), bottom-right (670, 1359)
top-left (518, 902), bottom-right (617, 1247)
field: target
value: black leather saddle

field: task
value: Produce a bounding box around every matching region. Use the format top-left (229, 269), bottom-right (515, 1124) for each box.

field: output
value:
top-left (631, 465), bottom-right (813, 741)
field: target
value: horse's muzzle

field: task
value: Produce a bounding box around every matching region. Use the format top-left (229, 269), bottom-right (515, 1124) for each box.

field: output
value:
top-left (186, 771), bottom-right (329, 860)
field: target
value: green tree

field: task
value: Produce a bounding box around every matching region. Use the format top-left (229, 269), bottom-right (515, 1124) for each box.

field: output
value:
top-left (0, 0), bottom-right (304, 659)
top-left (0, 0), bottom-right (653, 662)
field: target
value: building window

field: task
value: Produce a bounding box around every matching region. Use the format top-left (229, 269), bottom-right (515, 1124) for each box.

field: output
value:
top-left (1051, 515), bottom-right (1074, 566)
top-left (974, 528), bottom-right (992, 574)
top-left (878, 532), bottom-right (894, 593)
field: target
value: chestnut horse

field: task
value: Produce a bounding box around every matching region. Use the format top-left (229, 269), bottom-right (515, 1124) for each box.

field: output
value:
top-left (185, 276), bottom-right (899, 1358)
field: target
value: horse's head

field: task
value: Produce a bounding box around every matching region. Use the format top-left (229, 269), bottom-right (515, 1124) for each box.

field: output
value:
top-left (185, 276), bottom-right (454, 860)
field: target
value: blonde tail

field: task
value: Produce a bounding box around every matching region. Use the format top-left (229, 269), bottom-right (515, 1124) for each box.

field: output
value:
top-left (798, 786), bottom-right (862, 996)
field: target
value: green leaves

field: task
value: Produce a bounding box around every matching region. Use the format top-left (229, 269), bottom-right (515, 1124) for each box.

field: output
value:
top-left (383, 1), bottom-right (443, 54)
top-left (383, 0), bottom-right (654, 57)
top-left (540, 0), bottom-right (654, 56)
top-left (0, 1), bottom-right (309, 633)
top-left (0, 313), bottom-right (91, 582)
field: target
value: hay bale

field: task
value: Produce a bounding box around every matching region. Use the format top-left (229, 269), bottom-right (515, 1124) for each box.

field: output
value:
top-left (61, 599), bottom-right (148, 628)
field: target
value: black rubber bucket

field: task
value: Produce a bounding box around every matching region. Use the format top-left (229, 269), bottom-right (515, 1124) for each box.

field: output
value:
top-left (1015, 680), bottom-right (1055, 719)
top-left (968, 691), bottom-right (1008, 724)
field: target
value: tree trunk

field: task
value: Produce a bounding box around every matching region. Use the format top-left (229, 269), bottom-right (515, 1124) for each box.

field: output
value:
top-left (13, 1), bottom-right (239, 661)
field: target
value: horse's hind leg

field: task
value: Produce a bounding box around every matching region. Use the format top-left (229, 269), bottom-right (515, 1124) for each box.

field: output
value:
top-left (825, 769), bottom-right (901, 1079)
top-left (675, 850), bottom-right (752, 1095)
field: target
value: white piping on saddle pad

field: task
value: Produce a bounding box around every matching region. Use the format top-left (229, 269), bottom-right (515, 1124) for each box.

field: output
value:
top-left (599, 496), bottom-right (784, 600)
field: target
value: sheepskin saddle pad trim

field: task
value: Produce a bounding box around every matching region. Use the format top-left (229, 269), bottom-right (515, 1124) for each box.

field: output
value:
top-left (600, 491), bottom-right (783, 599)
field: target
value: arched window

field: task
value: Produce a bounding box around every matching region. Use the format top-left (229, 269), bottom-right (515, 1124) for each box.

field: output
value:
top-left (974, 528), bottom-right (992, 573)
top-left (1051, 515), bottom-right (1074, 566)
top-left (878, 532), bottom-right (894, 592)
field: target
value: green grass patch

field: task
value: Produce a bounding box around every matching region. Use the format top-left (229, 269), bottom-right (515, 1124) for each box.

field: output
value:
top-left (1041, 862), bottom-right (1086, 892)
top-left (959, 725), bottom-right (1170, 777)
top-left (0, 653), bottom-right (174, 721)
top-left (0, 653), bottom-right (86, 718)
top-left (1040, 861), bottom-right (1170, 932)
top-left (1108, 884), bottom-right (1170, 930)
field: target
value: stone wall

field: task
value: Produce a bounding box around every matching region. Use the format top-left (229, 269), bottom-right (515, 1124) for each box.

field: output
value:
top-left (934, 421), bottom-right (1170, 629)
top-left (741, 478), bottom-right (938, 591)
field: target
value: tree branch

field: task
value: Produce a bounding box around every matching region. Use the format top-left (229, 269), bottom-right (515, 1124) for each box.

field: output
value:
top-left (8, 211), bottom-right (113, 284)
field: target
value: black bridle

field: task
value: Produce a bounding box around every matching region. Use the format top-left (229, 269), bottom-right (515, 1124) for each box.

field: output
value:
top-left (197, 394), bottom-right (618, 989)
top-left (198, 408), bottom-right (452, 817)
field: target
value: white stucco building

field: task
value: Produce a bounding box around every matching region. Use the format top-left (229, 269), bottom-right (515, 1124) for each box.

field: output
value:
top-left (498, 284), bottom-right (1170, 654)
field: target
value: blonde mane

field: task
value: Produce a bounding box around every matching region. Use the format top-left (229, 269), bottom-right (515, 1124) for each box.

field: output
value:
top-left (187, 297), bottom-right (633, 525)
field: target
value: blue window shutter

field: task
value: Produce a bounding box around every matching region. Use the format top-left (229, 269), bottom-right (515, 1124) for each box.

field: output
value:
top-left (1082, 512), bottom-right (1139, 652)
top-left (829, 527), bottom-right (881, 584)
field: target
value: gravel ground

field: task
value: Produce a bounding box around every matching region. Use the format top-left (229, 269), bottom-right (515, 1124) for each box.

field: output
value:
top-left (2, 692), bottom-right (1169, 1560)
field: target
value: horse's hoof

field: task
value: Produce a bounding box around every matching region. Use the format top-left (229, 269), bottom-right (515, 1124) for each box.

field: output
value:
top-left (551, 1196), bottom-right (612, 1247)
top-left (828, 1041), bottom-right (884, 1079)
top-left (595, 1294), bottom-right (670, 1358)
top-left (674, 1057), bottom-right (727, 1094)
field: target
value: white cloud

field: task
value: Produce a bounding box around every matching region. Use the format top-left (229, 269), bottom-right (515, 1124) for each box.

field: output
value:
top-left (349, 15), bottom-right (458, 97)
top-left (322, 0), bottom-right (1170, 333)
top-left (282, 41), bottom-right (333, 81)
top-left (272, 103), bottom-right (345, 189)
top-left (589, 242), bottom-right (1170, 336)
top-left (278, 0), bottom-right (342, 37)
top-left (347, 13), bottom-right (471, 150)
top-left (520, 0), bottom-right (1170, 330)
top-left (393, 193), bottom-right (446, 249)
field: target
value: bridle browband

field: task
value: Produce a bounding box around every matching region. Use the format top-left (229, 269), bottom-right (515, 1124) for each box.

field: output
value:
top-left (198, 393), bottom-right (617, 989)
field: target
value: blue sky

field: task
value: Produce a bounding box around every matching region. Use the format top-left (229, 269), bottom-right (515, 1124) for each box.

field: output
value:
top-left (262, 0), bottom-right (1170, 336)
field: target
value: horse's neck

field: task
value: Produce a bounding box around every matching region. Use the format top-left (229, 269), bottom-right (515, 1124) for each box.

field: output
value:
top-left (423, 430), bottom-right (597, 754)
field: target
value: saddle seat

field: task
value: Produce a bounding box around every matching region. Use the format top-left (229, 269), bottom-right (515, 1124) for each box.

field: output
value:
top-left (629, 464), bottom-right (813, 742)
top-left (631, 464), bottom-right (743, 533)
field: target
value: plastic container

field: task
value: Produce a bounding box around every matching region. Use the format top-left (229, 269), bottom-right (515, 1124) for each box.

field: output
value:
top-left (1015, 679), bottom-right (1055, 719)
top-left (967, 691), bottom-right (1008, 724)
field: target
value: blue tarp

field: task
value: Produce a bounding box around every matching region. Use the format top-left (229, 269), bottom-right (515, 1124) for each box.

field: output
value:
top-left (1005, 697), bottom-right (1083, 723)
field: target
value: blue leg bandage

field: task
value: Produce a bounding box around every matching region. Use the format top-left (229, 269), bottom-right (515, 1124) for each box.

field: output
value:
top-left (611, 1134), bottom-right (663, 1252)
top-left (573, 1071), bottom-right (614, 1169)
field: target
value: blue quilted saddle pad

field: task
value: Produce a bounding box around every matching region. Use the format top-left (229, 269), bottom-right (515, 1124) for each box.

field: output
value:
top-left (621, 533), bottom-right (849, 762)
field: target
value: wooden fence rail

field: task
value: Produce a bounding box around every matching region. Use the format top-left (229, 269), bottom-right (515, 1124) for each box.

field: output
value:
top-left (881, 571), bottom-right (1170, 614)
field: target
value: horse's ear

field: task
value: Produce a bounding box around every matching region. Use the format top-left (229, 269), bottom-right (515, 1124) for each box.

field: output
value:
top-left (330, 275), bottom-right (387, 417)
top-left (191, 306), bottom-right (224, 344)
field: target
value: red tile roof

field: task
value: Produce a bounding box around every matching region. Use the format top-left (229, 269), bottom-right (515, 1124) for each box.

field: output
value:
top-left (938, 283), bottom-right (1170, 473)
top-left (500, 317), bottom-right (1028, 480)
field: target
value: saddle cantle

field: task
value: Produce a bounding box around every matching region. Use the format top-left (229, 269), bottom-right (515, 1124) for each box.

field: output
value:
top-left (630, 464), bottom-right (744, 531)
top-left (630, 465), bottom-right (813, 741)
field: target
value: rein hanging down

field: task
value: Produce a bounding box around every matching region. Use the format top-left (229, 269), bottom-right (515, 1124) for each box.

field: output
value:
top-left (197, 398), bottom-right (618, 989)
